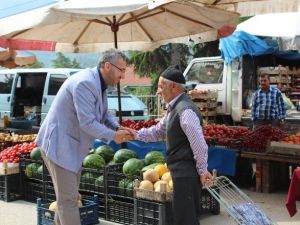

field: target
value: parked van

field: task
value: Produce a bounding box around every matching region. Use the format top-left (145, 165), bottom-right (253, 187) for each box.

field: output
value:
top-left (0, 68), bottom-right (149, 126)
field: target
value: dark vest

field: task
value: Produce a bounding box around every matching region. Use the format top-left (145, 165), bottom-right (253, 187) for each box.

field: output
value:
top-left (166, 94), bottom-right (203, 178)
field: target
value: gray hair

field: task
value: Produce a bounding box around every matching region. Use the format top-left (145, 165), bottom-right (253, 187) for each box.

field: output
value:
top-left (161, 77), bottom-right (186, 90)
top-left (98, 48), bottom-right (128, 68)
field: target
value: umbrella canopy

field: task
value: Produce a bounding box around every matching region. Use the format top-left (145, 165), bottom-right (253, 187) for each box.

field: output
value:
top-left (0, 47), bottom-right (37, 68)
top-left (236, 11), bottom-right (300, 51)
top-left (0, 0), bottom-right (239, 52)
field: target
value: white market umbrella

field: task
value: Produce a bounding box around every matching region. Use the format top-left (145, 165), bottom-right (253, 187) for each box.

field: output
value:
top-left (0, 0), bottom-right (239, 121)
top-left (236, 11), bottom-right (300, 51)
top-left (0, 0), bottom-right (239, 52)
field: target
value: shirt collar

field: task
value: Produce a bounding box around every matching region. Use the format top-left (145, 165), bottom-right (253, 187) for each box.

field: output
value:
top-left (167, 93), bottom-right (184, 111)
top-left (98, 67), bottom-right (107, 92)
top-left (259, 86), bottom-right (271, 93)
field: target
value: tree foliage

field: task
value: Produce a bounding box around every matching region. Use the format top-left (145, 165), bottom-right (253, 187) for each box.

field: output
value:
top-left (128, 43), bottom-right (190, 93)
top-left (25, 61), bottom-right (44, 68)
top-left (51, 52), bottom-right (82, 68)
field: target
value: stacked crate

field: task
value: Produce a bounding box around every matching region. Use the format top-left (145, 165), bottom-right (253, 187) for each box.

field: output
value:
top-left (0, 162), bottom-right (22, 202)
top-left (189, 90), bottom-right (218, 124)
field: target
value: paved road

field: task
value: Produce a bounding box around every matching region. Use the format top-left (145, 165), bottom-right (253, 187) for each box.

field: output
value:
top-left (0, 189), bottom-right (299, 225)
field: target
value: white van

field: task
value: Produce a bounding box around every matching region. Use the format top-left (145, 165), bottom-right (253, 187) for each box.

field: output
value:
top-left (0, 68), bottom-right (80, 124)
top-left (0, 68), bottom-right (149, 125)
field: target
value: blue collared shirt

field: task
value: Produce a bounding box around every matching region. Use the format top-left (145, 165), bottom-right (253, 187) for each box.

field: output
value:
top-left (251, 87), bottom-right (286, 120)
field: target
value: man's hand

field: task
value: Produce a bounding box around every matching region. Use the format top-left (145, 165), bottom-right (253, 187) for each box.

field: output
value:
top-left (200, 171), bottom-right (213, 187)
top-left (118, 126), bottom-right (137, 138)
top-left (114, 129), bottom-right (135, 144)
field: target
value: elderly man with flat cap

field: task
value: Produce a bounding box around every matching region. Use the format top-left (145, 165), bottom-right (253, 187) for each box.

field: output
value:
top-left (133, 66), bottom-right (212, 225)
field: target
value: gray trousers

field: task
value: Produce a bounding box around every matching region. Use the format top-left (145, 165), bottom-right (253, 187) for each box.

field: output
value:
top-left (41, 151), bottom-right (82, 225)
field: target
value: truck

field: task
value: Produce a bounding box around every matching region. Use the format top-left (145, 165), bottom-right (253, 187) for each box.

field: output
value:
top-left (183, 56), bottom-right (242, 123)
top-left (183, 54), bottom-right (300, 124)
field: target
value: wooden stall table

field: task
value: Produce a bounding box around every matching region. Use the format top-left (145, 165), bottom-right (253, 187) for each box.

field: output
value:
top-left (240, 151), bottom-right (300, 193)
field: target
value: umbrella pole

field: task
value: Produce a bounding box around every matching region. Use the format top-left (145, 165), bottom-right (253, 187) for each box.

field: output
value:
top-left (112, 16), bottom-right (123, 124)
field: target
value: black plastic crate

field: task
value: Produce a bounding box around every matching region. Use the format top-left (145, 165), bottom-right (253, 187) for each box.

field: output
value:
top-left (105, 164), bottom-right (140, 199)
top-left (0, 173), bottom-right (22, 202)
top-left (106, 196), bottom-right (134, 225)
top-left (134, 199), bottom-right (173, 225)
top-left (19, 154), bottom-right (44, 182)
top-left (200, 187), bottom-right (220, 215)
top-left (80, 167), bottom-right (105, 194)
top-left (37, 195), bottom-right (99, 225)
top-left (22, 180), bottom-right (44, 203)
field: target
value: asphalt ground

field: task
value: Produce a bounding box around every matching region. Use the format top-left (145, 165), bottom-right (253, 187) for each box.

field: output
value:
top-left (0, 189), bottom-right (299, 225)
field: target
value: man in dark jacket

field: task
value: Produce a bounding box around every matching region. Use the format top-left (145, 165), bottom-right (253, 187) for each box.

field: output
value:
top-left (135, 66), bottom-right (212, 225)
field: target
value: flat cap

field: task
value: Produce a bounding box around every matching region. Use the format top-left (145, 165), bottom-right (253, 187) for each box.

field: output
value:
top-left (160, 65), bottom-right (185, 84)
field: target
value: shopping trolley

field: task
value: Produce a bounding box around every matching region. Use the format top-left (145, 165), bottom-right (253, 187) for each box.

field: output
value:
top-left (204, 175), bottom-right (276, 225)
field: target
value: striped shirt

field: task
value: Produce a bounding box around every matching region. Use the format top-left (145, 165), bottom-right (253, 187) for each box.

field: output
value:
top-left (251, 87), bottom-right (286, 121)
top-left (137, 94), bottom-right (208, 176)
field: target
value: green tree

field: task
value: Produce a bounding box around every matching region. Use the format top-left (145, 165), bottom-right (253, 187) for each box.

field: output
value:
top-left (192, 40), bottom-right (220, 58)
top-left (51, 52), bottom-right (82, 68)
top-left (128, 43), bottom-right (190, 93)
top-left (25, 61), bottom-right (44, 68)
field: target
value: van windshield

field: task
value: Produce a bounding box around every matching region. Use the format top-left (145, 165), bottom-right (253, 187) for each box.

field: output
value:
top-left (185, 61), bottom-right (223, 84)
top-left (0, 73), bottom-right (14, 94)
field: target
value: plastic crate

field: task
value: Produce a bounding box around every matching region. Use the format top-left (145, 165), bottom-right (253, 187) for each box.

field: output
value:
top-left (126, 141), bottom-right (167, 159)
top-left (106, 196), bottom-right (134, 225)
top-left (200, 187), bottom-right (220, 215)
top-left (105, 164), bottom-right (141, 199)
top-left (82, 191), bottom-right (106, 220)
top-left (9, 119), bottom-right (34, 129)
top-left (45, 184), bottom-right (106, 220)
top-left (80, 167), bottom-right (105, 194)
top-left (23, 180), bottom-right (44, 203)
top-left (19, 154), bottom-right (44, 182)
top-left (134, 199), bottom-right (173, 225)
top-left (0, 173), bottom-right (22, 202)
top-left (37, 195), bottom-right (99, 225)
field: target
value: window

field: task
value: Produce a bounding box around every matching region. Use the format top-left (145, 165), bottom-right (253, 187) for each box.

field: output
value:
top-left (185, 61), bottom-right (224, 84)
top-left (48, 74), bottom-right (67, 95)
top-left (0, 73), bottom-right (14, 94)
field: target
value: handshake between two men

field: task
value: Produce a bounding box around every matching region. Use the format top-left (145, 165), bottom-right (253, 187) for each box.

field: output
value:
top-left (114, 127), bottom-right (137, 144)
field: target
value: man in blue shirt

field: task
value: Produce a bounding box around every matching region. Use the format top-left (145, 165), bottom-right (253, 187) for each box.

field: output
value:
top-left (251, 74), bottom-right (286, 129)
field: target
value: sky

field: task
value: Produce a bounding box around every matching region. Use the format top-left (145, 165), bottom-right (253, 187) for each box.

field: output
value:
top-left (0, 0), bottom-right (58, 19)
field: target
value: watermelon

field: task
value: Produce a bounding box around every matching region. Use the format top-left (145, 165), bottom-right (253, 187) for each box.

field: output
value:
top-left (81, 172), bottom-right (97, 184)
top-left (37, 165), bottom-right (43, 176)
top-left (144, 151), bottom-right (165, 165)
top-left (113, 149), bottom-right (137, 163)
top-left (141, 163), bottom-right (161, 172)
top-left (83, 154), bottom-right (105, 170)
top-left (122, 158), bottom-right (144, 175)
top-left (126, 181), bottom-right (134, 197)
top-left (118, 178), bottom-right (131, 196)
top-left (25, 163), bottom-right (40, 178)
top-left (95, 175), bottom-right (104, 187)
top-left (94, 145), bottom-right (114, 163)
top-left (30, 147), bottom-right (42, 160)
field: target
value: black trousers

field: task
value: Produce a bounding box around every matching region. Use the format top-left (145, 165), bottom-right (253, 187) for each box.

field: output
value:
top-left (173, 177), bottom-right (201, 225)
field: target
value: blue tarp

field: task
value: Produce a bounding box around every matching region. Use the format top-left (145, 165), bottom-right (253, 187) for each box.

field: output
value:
top-left (219, 31), bottom-right (275, 64)
top-left (219, 31), bottom-right (300, 64)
